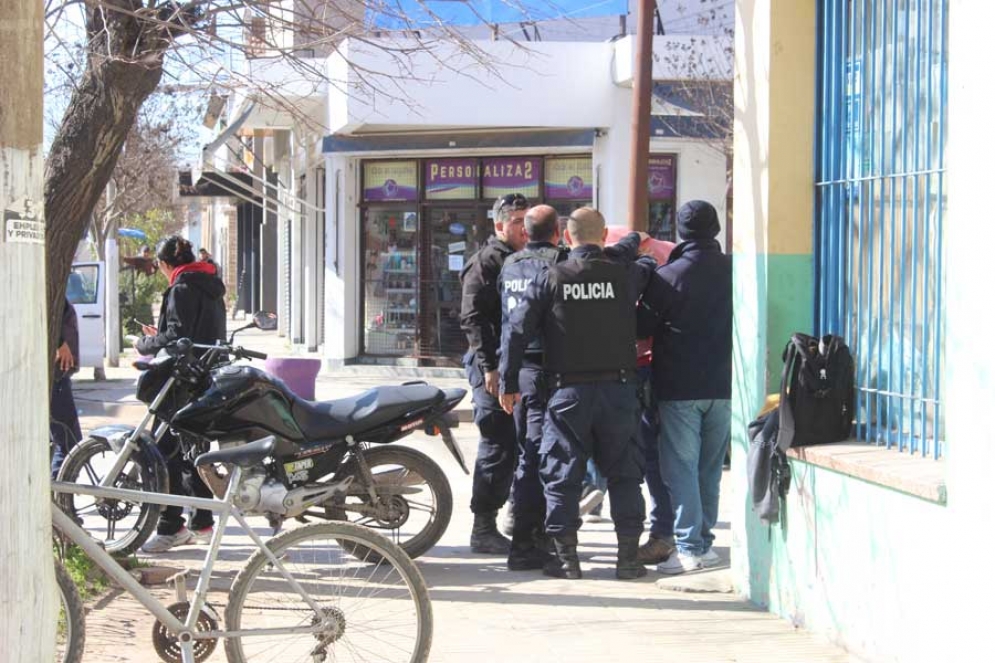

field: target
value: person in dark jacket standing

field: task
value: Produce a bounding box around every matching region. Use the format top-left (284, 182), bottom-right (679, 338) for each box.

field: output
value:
top-left (50, 298), bottom-right (82, 479)
top-left (135, 235), bottom-right (227, 553)
top-left (459, 193), bottom-right (529, 554)
top-left (642, 200), bottom-right (732, 574)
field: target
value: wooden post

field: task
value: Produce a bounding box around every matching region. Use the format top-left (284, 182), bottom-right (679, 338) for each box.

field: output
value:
top-left (627, 0), bottom-right (656, 231)
top-left (0, 0), bottom-right (57, 659)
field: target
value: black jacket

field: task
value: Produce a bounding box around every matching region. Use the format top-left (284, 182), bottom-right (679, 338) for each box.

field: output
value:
top-left (642, 239), bottom-right (732, 400)
top-left (136, 265), bottom-right (227, 356)
top-left (55, 299), bottom-right (80, 379)
top-left (460, 237), bottom-right (516, 372)
top-left (500, 243), bottom-right (655, 394)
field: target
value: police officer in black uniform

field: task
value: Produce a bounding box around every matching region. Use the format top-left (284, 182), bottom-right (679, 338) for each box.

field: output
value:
top-left (460, 193), bottom-right (529, 554)
top-left (499, 207), bottom-right (653, 580)
top-left (499, 205), bottom-right (648, 571)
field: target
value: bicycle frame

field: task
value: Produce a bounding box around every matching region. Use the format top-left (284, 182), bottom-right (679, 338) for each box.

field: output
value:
top-left (52, 462), bottom-right (343, 663)
top-left (97, 375), bottom-right (176, 487)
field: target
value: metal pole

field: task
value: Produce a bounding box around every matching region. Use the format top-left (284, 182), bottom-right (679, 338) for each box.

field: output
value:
top-left (627, 0), bottom-right (655, 231)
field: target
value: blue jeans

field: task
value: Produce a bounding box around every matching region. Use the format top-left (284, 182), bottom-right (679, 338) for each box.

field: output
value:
top-left (50, 374), bottom-right (82, 479)
top-left (657, 399), bottom-right (730, 556)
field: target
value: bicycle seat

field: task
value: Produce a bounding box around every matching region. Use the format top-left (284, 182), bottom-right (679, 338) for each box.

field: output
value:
top-left (195, 436), bottom-right (276, 468)
top-left (292, 384), bottom-right (445, 441)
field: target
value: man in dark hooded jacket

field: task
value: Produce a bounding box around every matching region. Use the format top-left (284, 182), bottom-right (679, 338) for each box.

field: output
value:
top-left (641, 200), bottom-right (732, 575)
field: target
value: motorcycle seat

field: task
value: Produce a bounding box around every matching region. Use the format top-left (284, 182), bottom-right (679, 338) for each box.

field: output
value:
top-left (292, 384), bottom-right (445, 440)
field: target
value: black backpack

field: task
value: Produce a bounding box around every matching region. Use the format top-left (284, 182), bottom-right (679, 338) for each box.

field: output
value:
top-left (777, 333), bottom-right (855, 448)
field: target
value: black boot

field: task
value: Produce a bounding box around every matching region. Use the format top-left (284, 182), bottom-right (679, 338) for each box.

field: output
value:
top-left (543, 532), bottom-right (582, 579)
top-left (470, 511), bottom-right (511, 554)
top-left (507, 525), bottom-right (552, 571)
top-left (616, 535), bottom-right (648, 580)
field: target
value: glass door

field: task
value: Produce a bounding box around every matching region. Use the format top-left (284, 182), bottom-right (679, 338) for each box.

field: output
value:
top-left (418, 208), bottom-right (487, 361)
top-left (362, 207), bottom-right (419, 356)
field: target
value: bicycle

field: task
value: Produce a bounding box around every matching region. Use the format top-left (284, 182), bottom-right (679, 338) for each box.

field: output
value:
top-left (51, 436), bottom-right (433, 663)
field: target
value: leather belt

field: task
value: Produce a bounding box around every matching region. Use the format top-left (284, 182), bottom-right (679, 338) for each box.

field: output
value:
top-left (551, 369), bottom-right (631, 388)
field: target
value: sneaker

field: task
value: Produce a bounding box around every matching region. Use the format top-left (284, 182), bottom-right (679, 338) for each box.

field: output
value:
top-left (190, 526), bottom-right (214, 545)
top-left (700, 548), bottom-right (722, 567)
top-left (578, 489), bottom-right (605, 516)
top-left (141, 528), bottom-right (194, 553)
top-left (656, 552), bottom-right (703, 575)
top-left (582, 513), bottom-right (609, 524)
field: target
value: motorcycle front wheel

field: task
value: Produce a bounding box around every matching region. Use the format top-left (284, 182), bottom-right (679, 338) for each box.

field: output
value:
top-left (56, 436), bottom-right (164, 555)
top-left (326, 446), bottom-right (453, 562)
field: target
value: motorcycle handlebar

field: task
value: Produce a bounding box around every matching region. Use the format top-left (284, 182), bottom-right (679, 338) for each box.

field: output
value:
top-left (240, 348), bottom-right (268, 361)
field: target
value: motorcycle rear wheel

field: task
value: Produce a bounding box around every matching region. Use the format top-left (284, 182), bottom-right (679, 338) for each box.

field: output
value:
top-left (57, 436), bottom-right (163, 555)
top-left (326, 446), bottom-right (452, 562)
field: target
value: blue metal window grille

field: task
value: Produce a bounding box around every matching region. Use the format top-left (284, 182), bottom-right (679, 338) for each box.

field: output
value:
top-left (815, 0), bottom-right (947, 458)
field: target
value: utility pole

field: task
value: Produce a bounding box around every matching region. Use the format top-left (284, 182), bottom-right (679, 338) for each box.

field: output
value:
top-left (0, 0), bottom-right (58, 659)
top-left (627, 0), bottom-right (656, 231)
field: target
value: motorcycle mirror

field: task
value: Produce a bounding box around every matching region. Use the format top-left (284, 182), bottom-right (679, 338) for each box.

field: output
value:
top-left (228, 322), bottom-right (256, 344)
top-left (252, 310), bottom-right (278, 331)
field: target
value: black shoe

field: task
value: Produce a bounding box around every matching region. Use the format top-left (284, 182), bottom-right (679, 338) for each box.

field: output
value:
top-left (507, 527), bottom-right (552, 571)
top-left (543, 533), bottom-right (582, 579)
top-left (616, 535), bottom-right (648, 580)
top-left (470, 512), bottom-right (511, 554)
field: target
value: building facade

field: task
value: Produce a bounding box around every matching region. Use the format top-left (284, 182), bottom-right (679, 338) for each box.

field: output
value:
top-left (732, 1), bottom-right (989, 660)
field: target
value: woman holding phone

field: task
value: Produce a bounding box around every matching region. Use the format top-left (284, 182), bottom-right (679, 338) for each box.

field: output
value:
top-left (134, 235), bottom-right (227, 553)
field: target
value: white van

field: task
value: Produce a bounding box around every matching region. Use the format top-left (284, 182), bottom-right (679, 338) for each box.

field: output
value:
top-left (66, 262), bottom-right (105, 368)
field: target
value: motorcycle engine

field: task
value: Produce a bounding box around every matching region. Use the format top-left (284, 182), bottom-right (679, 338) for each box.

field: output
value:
top-left (233, 468), bottom-right (291, 516)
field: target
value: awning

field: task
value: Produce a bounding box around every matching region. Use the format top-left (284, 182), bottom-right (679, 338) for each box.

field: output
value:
top-left (202, 101), bottom-right (256, 159)
top-left (322, 128), bottom-right (597, 154)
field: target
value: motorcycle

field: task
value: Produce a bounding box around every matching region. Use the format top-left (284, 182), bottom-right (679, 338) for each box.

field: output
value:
top-left (57, 311), bottom-right (468, 560)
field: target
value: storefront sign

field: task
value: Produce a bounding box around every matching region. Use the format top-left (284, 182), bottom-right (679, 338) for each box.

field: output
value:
top-left (425, 158), bottom-right (478, 200)
top-left (545, 156), bottom-right (593, 200)
top-left (648, 155), bottom-right (677, 199)
top-left (363, 160), bottom-right (417, 202)
top-left (482, 157), bottom-right (540, 199)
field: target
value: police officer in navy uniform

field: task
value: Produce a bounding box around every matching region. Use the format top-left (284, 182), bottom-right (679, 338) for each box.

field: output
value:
top-left (460, 193), bottom-right (529, 554)
top-left (499, 205), bottom-right (648, 571)
top-left (499, 207), bottom-right (653, 580)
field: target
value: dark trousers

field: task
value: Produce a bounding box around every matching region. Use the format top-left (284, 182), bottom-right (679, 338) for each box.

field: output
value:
top-left (637, 367), bottom-right (674, 539)
top-left (50, 374), bottom-right (82, 479)
top-left (156, 429), bottom-right (215, 535)
top-left (466, 359), bottom-right (518, 515)
top-left (541, 381), bottom-right (646, 538)
top-left (511, 361), bottom-right (547, 531)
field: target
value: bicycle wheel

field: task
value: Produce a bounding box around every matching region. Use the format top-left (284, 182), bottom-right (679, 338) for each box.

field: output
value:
top-left (57, 436), bottom-right (163, 555)
top-left (224, 522), bottom-right (432, 663)
top-left (54, 560), bottom-right (85, 663)
top-left (327, 446), bottom-right (453, 561)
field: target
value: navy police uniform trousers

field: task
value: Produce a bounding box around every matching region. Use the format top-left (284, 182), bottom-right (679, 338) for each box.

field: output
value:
top-left (541, 380), bottom-right (646, 537)
top-left (466, 358), bottom-right (519, 515)
top-left (511, 359), bottom-right (547, 531)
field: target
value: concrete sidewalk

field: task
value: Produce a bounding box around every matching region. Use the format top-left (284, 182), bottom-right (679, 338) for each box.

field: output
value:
top-left (72, 406), bottom-right (856, 661)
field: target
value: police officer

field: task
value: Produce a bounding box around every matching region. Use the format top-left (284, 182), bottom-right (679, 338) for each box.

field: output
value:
top-left (499, 205), bottom-right (648, 570)
top-left (499, 207), bottom-right (652, 580)
top-left (460, 193), bottom-right (529, 554)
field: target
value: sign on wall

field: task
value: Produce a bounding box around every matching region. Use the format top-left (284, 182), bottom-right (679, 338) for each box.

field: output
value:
top-left (481, 156), bottom-right (540, 199)
top-left (363, 161), bottom-right (418, 202)
top-left (424, 158), bottom-right (478, 200)
top-left (648, 155), bottom-right (677, 200)
top-left (545, 156), bottom-right (593, 200)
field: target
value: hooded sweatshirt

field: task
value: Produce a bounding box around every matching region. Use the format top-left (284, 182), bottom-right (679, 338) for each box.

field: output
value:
top-left (136, 262), bottom-right (227, 356)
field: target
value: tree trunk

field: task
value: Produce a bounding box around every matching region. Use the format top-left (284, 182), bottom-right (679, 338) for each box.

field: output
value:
top-left (44, 5), bottom-right (166, 354)
top-left (0, 0), bottom-right (57, 659)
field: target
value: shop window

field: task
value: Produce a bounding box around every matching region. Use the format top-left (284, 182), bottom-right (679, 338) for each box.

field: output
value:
top-left (363, 208), bottom-right (419, 355)
top-left (648, 154), bottom-right (678, 241)
top-left (545, 156), bottom-right (594, 219)
top-left (362, 160), bottom-right (418, 202)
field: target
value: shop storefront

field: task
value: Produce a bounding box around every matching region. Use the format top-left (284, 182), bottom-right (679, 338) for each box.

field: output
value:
top-left (360, 154), bottom-right (594, 364)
